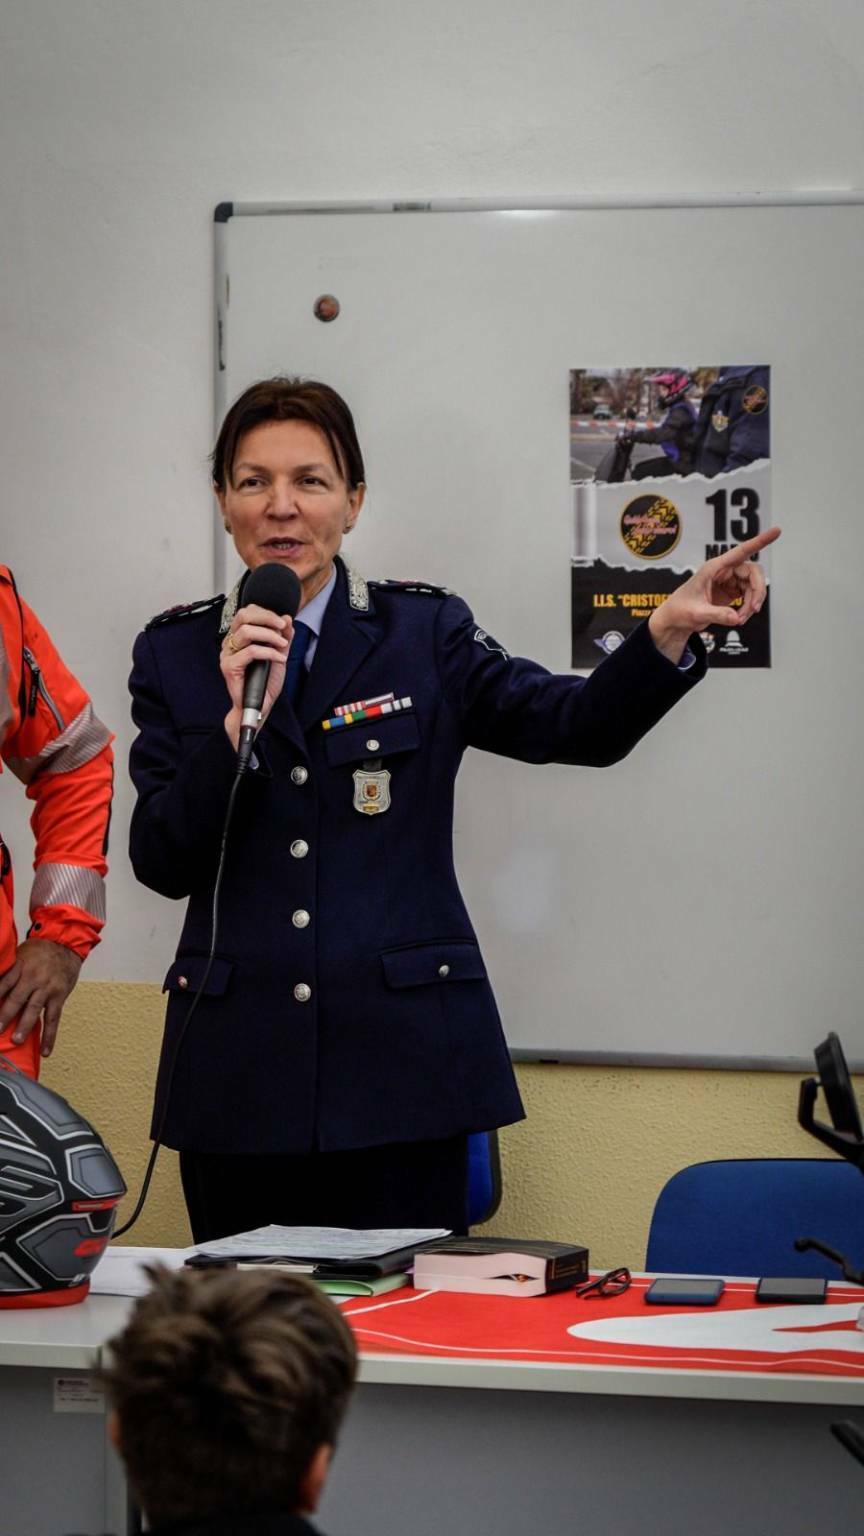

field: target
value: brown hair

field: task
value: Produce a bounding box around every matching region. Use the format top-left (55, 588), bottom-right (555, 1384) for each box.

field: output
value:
top-left (101, 1265), bottom-right (357, 1525)
top-left (212, 377), bottom-right (366, 493)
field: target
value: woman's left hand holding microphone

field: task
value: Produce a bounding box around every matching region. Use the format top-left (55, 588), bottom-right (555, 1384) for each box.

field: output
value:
top-left (220, 603), bottom-right (294, 750)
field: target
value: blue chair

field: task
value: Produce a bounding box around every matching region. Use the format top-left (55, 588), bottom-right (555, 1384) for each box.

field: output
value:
top-left (645, 1157), bottom-right (864, 1279)
top-left (467, 1130), bottom-right (502, 1226)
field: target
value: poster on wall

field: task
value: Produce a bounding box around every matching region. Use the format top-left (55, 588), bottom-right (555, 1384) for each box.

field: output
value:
top-left (570, 366), bottom-right (772, 670)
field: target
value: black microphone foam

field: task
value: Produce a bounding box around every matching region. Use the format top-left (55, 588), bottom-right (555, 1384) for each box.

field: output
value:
top-left (240, 561), bottom-right (302, 620)
top-left (235, 563), bottom-right (303, 771)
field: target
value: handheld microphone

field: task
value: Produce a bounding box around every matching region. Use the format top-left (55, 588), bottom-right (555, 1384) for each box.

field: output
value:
top-left (236, 562), bottom-right (302, 773)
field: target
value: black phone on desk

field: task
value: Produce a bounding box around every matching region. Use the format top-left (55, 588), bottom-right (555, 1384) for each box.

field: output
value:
top-left (645, 1277), bottom-right (725, 1305)
top-left (755, 1276), bottom-right (827, 1303)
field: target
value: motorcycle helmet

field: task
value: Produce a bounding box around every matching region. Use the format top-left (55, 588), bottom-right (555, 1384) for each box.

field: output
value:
top-left (649, 369), bottom-right (692, 407)
top-left (0, 1057), bottom-right (125, 1307)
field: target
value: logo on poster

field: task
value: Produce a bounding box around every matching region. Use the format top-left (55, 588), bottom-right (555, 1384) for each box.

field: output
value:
top-left (719, 630), bottom-right (748, 657)
top-left (619, 495), bottom-right (682, 561)
top-left (742, 384), bottom-right (768, 415)
top-left (594, 630), bottom-right (625, 656)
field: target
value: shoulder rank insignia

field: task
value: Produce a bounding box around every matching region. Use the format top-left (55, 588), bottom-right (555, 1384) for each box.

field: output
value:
top-left (374, 578), bottom-right (452, 598)
top-left (146, 594), bottom-right (223, 630)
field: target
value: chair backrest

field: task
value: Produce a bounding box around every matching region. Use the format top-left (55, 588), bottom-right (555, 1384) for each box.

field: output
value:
top-left (645, 1157), bottom-right (864, 1278)
top-left (467, 1130), bottom-right (502, 1226)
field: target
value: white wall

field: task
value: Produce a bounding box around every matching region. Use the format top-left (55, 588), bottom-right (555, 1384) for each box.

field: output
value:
top-left (1, 0), bottom-right (862, 982)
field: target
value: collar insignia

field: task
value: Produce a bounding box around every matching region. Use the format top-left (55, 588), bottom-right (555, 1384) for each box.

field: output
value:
top-left (346, 566), bottom-right (370, 612)
top-left (220, 563), bottom-right (369, 633)
top-left (219, 578), bottom-right (244, 635)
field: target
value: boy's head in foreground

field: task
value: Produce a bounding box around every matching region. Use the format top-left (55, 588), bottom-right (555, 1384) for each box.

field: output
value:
top-left (101, 1265), bottom-right (357, 1527)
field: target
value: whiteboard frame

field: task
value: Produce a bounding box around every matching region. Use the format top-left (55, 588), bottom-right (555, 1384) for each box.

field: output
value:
top-left (212, 194), bottom-right (864, 1072)
top-left (213, 190), bottom-right (864, 591)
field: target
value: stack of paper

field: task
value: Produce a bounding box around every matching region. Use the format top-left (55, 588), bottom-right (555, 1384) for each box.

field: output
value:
top-left (92, 1228), bottom-right (448, 1302)
top-left (188, 1225), bottom-right (451, 1297)
top-left (90, 1246), bottom-right (195, 1297)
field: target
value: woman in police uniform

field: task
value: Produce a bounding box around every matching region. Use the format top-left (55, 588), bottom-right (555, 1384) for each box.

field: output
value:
top-left (129, 377), bottom-right (777, 1242)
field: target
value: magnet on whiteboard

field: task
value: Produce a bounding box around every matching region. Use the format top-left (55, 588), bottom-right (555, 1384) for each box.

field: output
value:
top-left (314, 294), bottom-right (340, 322)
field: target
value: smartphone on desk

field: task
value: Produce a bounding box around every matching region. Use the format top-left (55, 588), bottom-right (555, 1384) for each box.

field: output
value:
top-left (755, 1277), bottom-right (827, 1303)
top-left (645, 1277), bottom-right (725, 1306)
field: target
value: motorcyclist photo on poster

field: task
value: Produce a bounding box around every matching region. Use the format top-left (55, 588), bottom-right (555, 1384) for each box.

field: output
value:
top-left (571, 366), bottom-right (772, 669)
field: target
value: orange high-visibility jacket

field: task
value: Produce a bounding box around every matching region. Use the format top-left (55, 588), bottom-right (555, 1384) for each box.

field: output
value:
top-left (0, 568), bottom-right (113, 1074)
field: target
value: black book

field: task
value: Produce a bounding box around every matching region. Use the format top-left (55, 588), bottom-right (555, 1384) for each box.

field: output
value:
top-left (412, 1237), bottom-right (589, 1296)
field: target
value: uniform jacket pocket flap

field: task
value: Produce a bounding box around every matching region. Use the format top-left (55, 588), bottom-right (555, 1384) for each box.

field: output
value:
top-left (324, 713), bottom-right (420, 767)
top-left (381, 941), bottom-right (487, 989)
top-left (162, 954), bottom-right (235, 996)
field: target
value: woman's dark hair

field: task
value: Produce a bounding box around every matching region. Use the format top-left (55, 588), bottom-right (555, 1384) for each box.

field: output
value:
top-left (212, 377), bottom-right (365, 493)
top-left (101, 1265), bottom-right (357, 1525)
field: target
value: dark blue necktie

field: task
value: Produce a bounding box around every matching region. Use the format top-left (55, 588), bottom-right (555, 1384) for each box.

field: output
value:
top-left (284, 620), bottom-right (312, 706)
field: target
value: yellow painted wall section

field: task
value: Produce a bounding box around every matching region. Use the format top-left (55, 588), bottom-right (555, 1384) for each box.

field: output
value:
top-left (44, 980), bottom-right (842, 1265)
top-left (44, 981), bottom-right (190, 1249)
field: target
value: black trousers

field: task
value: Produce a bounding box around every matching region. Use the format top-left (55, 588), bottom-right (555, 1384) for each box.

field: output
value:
top-left (179, 1135), bottom-right (469, 1244)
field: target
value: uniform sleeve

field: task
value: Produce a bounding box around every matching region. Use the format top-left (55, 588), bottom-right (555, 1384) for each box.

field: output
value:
top-left (435, 596), bottom-right (706, 766)
top-left (128, 628), bottom-right (248, 899)
top-left (2, 596), bottom-right (113, 959)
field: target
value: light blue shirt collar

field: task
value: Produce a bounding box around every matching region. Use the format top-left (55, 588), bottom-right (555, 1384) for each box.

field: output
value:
top-left (296, 565), bottom-right (337, 669)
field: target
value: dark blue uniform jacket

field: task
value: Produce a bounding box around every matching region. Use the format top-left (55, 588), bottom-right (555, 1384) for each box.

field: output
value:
top-left (694, 366), bottom-right (770, 477)
top-left (129, 559), bottom-right (705, 1155)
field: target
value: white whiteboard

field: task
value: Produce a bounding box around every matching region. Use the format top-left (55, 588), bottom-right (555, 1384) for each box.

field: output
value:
top-left (216, 201), bottom-right (864, 1067)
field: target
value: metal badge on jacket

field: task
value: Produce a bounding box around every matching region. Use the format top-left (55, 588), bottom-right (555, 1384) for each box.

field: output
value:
top-left (353, 765), bottom-right (391, 814)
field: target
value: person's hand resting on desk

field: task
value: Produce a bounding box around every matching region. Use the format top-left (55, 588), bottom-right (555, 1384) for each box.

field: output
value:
top-left (648, 525), bottom-right (781, 665)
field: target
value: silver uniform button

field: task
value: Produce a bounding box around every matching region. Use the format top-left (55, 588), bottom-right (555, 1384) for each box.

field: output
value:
top-left (177, 975), bottom-right (188, 989)
top-left (292, 910), bottom-right (310, 928)
top-left (438, 964), bottom-right (450, 978)
top-left (294, 983), bottom-right (312, 1003)
top-left (366, 738), bottom-right (380, 751)
top-left (291, 766), bottom-right (308, 785)
top-left (290, 840), bottom-right (309, 859)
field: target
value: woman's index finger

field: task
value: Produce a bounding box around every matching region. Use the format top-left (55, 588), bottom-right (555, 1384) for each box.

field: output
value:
top-left (716, 525), bottom-right (781, 566)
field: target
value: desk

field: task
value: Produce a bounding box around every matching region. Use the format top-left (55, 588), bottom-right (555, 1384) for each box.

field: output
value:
top-left (0, 1294), bottom-right (131, 1536)
top-left (322, 1276), bottom-right (864, 1536)
top-left (2, 1279), bottom-right (864, 1536)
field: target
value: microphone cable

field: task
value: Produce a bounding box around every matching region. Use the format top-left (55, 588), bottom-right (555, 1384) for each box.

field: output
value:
top-left (113, 766), bottom-right (244, 1238)
top-left (115, 563), bottom-right (301, 1237)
